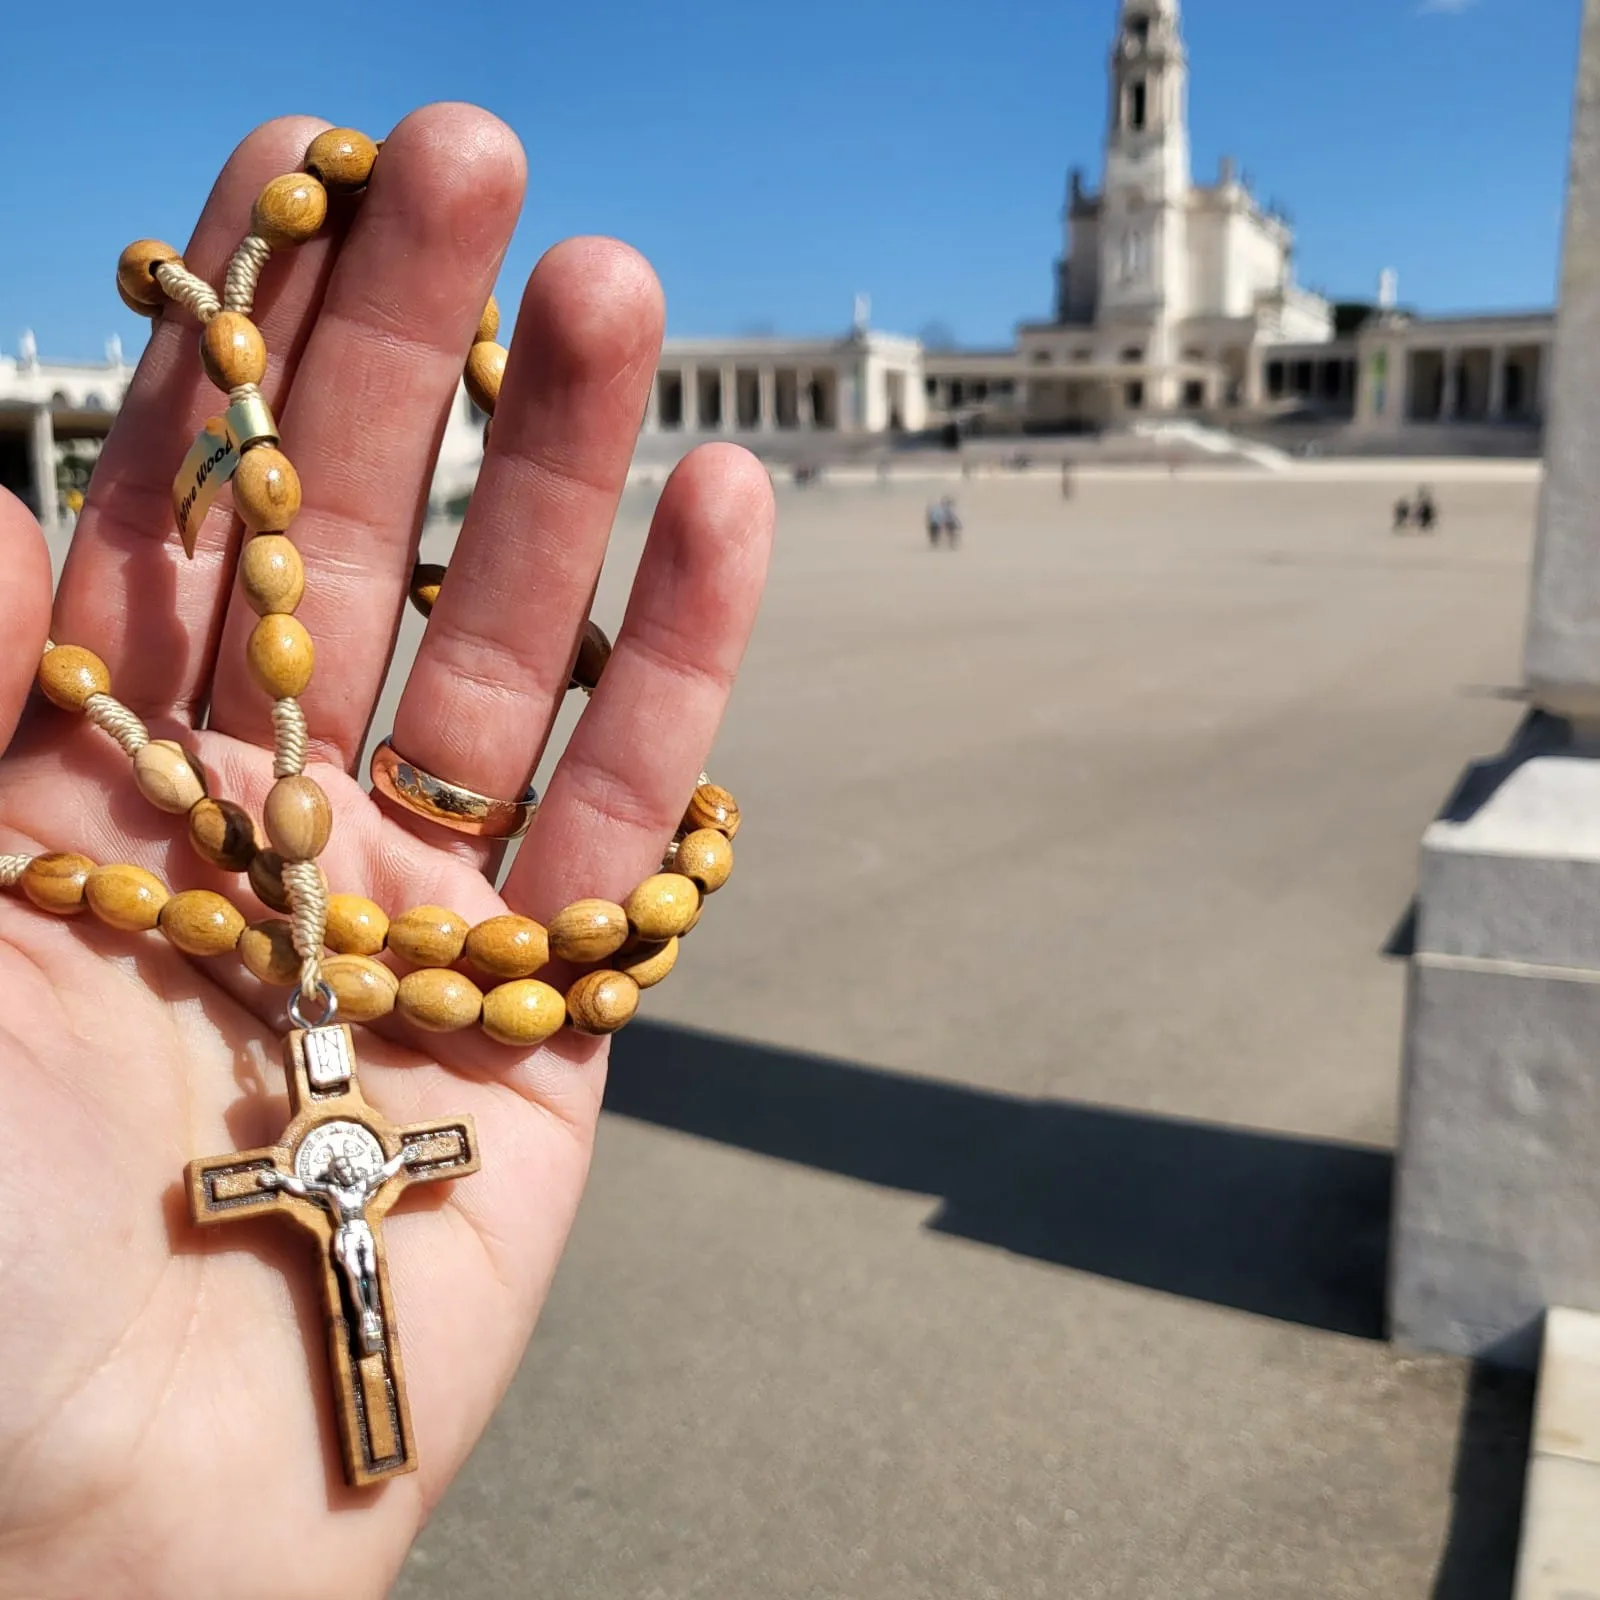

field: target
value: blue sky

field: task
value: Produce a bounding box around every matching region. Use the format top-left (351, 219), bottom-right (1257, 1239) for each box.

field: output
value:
top-left (0, 0), bottom-right (1581, 361)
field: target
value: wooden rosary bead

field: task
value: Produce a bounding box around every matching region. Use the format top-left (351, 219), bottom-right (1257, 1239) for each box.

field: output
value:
top-left (21, 852), bottom-right (94, 915)
top-left (547, 898), bottom-right (630, 964)
top-left (476, 295), bottom-right (500, 344)
top-left (481, 978), bottom-right (566, 1046)
top-left (397, 967), bottom-right (483, 1032)
top-left (565, 970), bottom-right (639, 1035)
top-left (233, 447), bottom-right (302, 533)
top-left (116, 238), bottom-right (180, 315)
top-left (303, 127), bottom-right (378, 191)
top-left (464, 914), bottom-right (550, 980)
top-left (200, 311), bottom-right (267, 389)
top-left (684, 781), bottom-right (741, 840)
top-left (323, 953), bottom-right (399, 1022)
top-left (325, 893), bottom-right (388, 956)
top-left (569, 619), bottom-right (612, 691)
top-left (187, 796), bottom-right (259, 872)
top-left (464, 341), bottom-right (506, 414)
top-left (85, 863), bottom-right (169, 931)
top-left (623, 873), bottom-right (700, 941)
top-left (159, 889), bottom-right (246, 956)
top-left (38, 644), bottom-right (111, 712)
top-left (248, 849), bottom-right (293, 914)
top-left (616, 936), bottom-right (678, 990)
top-left (247, 614), bottom-right (315, 698)
top-left (239, 918), bottom-right (300, 985)
top-left (386, 904), bottom-right (469, 967)
top-left (239, 534), bottom-right (305, 616)
top-left (408, 562), bottom-right (446, 618)
top-left (133, 739), bottom-right (208, 814)
top-left (675, 829), bottom-right (734, 893)
top-left (252, 173), bottom-right (328, 246)
top-left (264, 774), bottom-right (332, 861)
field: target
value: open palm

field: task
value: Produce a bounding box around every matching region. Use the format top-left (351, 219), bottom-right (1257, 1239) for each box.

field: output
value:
top-left (0, 107), bottom-right (772, 1599)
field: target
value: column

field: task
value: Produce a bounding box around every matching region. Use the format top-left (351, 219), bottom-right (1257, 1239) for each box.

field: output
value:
top-left (29, 404), bottom-right (57, 530)
top-left (757, 367), bottom-right (775, 432)
top-left (1242, 345), bottom-right (1264, 410)
top-left (682, 365), bottom-right (699, 433)
top-left (797, 368), bottom-right (813, 430)
top-left (1489, 346), bottom-right (1508, 421)
top-left (1439, 349), bottom-right (1459, 421)
top-left (643, 371), bottom-right (660, 433)
top-left (721, 365), bottom-right (737, 434)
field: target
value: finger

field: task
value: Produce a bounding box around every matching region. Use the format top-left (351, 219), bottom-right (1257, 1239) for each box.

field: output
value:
top-left (381, 237), bottom-right (663, 859)
top-left (51, 115), bottom-right (340, 720)
top-left (0, 494), bottom-right (51, 750)
top-left (504, 442), bottom-right (773, 918)
top-left (206, 103), bottom-right (526, 767)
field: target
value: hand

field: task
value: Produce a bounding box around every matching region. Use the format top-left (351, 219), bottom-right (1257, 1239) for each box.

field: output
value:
top-left (0, 107), bottom-right (772, 1598)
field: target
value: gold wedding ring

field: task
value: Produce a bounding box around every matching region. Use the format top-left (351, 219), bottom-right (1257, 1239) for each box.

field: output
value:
top-left (368, 739), bottom-right (538, 839)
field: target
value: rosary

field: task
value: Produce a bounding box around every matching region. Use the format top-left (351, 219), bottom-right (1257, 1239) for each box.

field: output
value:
top-left (0, 127), bottom-right (741, 1488)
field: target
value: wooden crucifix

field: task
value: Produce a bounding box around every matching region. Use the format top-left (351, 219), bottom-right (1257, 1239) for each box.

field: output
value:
top-left (187, 1023), bottom-right (479, 1488)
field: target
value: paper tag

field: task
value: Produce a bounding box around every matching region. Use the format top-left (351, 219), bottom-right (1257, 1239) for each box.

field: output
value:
top-left (172, 415), bottom-right (238, 558)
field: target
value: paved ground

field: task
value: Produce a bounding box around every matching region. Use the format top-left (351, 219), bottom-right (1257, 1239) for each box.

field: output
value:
top-left (386, 469), bottom-right (1541, 1599)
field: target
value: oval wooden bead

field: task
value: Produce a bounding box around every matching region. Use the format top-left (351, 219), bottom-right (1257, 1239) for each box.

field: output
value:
top-left (617, 936), bottom-right (679, 990)
top-left (464, 914), bottom-right (550, 980)
top-left (566, 970), bottom-right (640, 1035)
top-left (685, 781), bottom-right (741, 840)
top-left (547, 899), bottom-right (630, 964)
top-left (38, 644), bottom-right (110, 711)
top-left (476, 295), bottom-right (500, 344)
top-left (464, 341), bottom-right (506, 414)
top-left (397, 968), bottom-right (483, 1032)
top-left (248, 849), bottom-right (292, 914)
top-left (481, 978), bottom-right (566, 1046)
top-left (303, 127), bottom-right (378, 191)
top-left (133, 739), bottom-right (208, 814)
top-left (408, 561), bottom-right (446, 618)
top-left (623, 874), bottom-right (700, 941)
top-left (264, 774), bottom-right (332, 861)
top-left (239, 535), bottom-right (305, 616)
top-left (323, 954), bottom-right (399, 1022)
top-left (200, 312), bottom-right (267, 390)
top-left (159, 889), bottom-right (246, 956)
top-left (187, 796), bottom-right (259, 872)
top-left (325, 893), bottom-right (389, 956)
top-left (569, 619), bottom-right (612, 691)
top-left (246, 615), bottom-right (315, 698)
top-left (116, 239), bottom-right (180, 315)
top-left (21, 851), bottom-right (94, 915)
top-left (252, 173), bottom-right (328, 246)
top-left (675, 829), bottom-right (734, 893)
top-left (386, 904), bottom-right (469, 967)
top-left (239, 919), bottom-right (300, 985)
top-left (233, 447), bottom-right (302, 533)
top-left (85, 863), bottom-right (169, 930)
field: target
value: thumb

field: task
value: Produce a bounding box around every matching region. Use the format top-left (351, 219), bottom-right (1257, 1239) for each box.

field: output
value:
top-left (0, 493), bottom-right (53, 752)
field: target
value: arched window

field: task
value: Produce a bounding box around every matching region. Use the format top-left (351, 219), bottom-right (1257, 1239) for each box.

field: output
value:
top-left (82, 392), bottom-right (108, 411)
top-left (1129, 80), bottom-right (1148, 132)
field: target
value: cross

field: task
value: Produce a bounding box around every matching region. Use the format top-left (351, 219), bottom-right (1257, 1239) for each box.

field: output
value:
top-left (186, 1023), bottom-right (479, 1488)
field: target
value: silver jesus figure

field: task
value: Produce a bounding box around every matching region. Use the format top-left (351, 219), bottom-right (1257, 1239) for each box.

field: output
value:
top-left (258, 1148), bottom-right (412, 1354)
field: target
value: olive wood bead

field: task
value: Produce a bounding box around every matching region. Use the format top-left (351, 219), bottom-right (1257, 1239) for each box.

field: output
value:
top-left (617, 936), bottom-right (679, 990)
top-left (252, 173), bottom-right (327, 246)
top-left (476, 295), bottom-right (500, 344)
top-left (464, 341), bottom-right (506, 414)
top-left (481, 978), bottom-right (566, 1046)
top-left (325, 893), bottom-right (389, 956)
top-left (685, 781), bottom-right (741, 840)
top-left (233, 447), bottom-right (302, 533)
top-left (116, 239), bottom-right (180, 314)
top-left (397, 968), bottom-right (483, 1032)
top-left (409, 561), bottom-right (446, 618)
top-left (464, 914), bottom-right (550, 980)
top-left (675, 829), bottom-right (734, 893)
top-left (21, 852), bottom-right (94, 915)
top-left (239, 919), bottom-right (300, 985)
top-left (200, 312), bottom-right (267, 390)
top-left (569, 620), bottom-right (612, 691)
top-left (85, 863), bottom-right (169, 931)
top-left (239, 535), bottom-right (305, 616)
top-left (566, 970), bottom-right (640, 1035)
top-left (264, 774), bottom-right (332, 861)
top-left (38, 644), bottom-right (111, 711)
top-left (547, 899), bottom-right (630, 964)
top-left (247, 615), bottom-right (315, 698)
top-left (303, 127), bottom-right (378, 191)
top-left (248, 849), bottom-right (293, 914)
top-left (323, 954), bottom-right (400, 1022)
top-left (623, 874), bottom-right (700, 941)
top-left (386, 904), bottom-right (469, 967)
top-left (187, 796), bottom-right (260, 872)
top-left (159, 889), bottom-right (246, 956)
top-left (133, 739), bottom-right (208, 814)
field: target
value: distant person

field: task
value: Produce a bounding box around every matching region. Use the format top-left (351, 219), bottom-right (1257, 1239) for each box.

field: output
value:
top-left (1061, 463), bottom-right (1075, 501)
top-left (1415, 487), bottom-right (1437, 532)
top-left (1393, 497), bottom-right (1411, 533)
top-left (940, 495), bottom-right (962, 550)
top-left (926, 499), bottom-right (944, 547)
